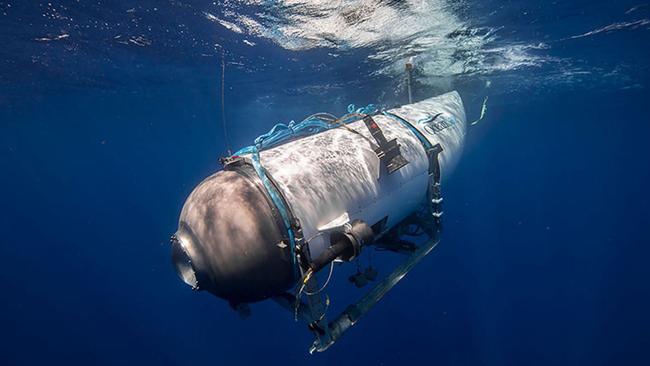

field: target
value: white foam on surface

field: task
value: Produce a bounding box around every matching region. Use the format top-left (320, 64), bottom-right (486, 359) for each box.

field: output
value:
top-left (215, 0), bottom-right (552, 84)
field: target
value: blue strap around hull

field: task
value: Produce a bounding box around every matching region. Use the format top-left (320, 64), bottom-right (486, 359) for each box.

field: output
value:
top-left (248, 148), bottom-right (298, 271)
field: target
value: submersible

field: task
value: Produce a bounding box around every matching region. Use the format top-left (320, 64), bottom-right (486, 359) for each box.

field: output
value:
top-left (171, 91), bottom-right (466, 351)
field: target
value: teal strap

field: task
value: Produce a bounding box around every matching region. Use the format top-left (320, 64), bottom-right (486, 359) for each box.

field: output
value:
top-left (234, 104), bottom-right (378, 157)
top-left (248, 147), bottom-right (298, 272)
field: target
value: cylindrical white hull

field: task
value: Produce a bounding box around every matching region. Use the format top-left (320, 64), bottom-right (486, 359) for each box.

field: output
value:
top-left (258, 91), bottom-right (466, 258)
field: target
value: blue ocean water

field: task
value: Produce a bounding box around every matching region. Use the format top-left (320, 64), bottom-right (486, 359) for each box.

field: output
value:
top-left (1, 1), bottom-right (649, 365)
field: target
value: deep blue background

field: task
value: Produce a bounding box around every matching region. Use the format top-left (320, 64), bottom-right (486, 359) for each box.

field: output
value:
top-left (1, 1), bottom-right (650, 365)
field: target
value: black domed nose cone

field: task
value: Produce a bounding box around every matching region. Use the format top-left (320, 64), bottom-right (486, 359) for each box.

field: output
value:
top-left (173, 168), bottom-right (296, 303)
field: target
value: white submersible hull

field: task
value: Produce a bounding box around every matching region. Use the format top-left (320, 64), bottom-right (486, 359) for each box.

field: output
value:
top-left (171, 91), bottom-right (466, 306)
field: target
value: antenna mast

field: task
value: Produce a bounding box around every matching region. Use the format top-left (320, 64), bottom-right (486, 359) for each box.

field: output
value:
top-left (221, 50), bottom-right (232, 156)
top-left (405, 58), bottom-right (414, 104)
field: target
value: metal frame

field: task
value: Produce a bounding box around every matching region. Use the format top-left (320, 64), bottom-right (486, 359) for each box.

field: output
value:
top-left (273, 142), bottom-right (444, 353)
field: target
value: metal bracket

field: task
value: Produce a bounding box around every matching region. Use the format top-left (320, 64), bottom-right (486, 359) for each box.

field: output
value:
top-left (219, 154), bottom-right (244, 166)
top-left (426, 144), bottom-right (444, 225)
top-left (363, 115), bottom-right (409, 174)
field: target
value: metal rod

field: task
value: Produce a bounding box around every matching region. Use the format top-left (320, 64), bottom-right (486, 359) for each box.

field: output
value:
top-left (311, 233), bottom-right (441, 353)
